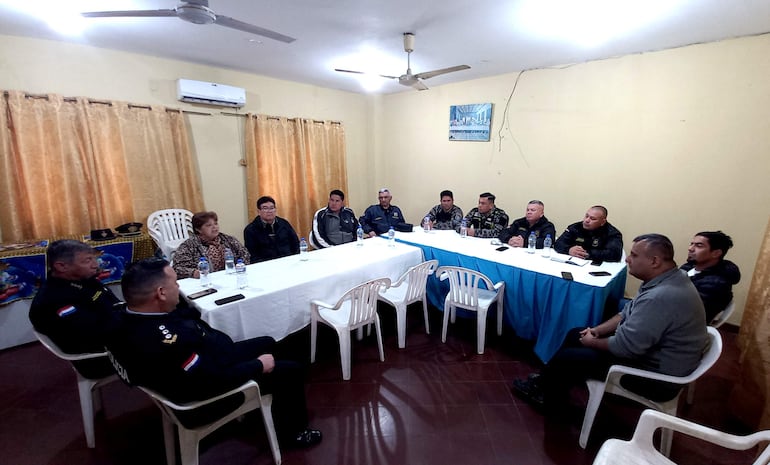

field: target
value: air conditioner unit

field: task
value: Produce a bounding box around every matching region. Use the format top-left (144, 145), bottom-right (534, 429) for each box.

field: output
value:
top-left (176, 78), bottom-right (246, 107)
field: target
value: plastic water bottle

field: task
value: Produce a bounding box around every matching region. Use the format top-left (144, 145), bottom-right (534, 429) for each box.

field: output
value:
top-left (356, 225), bottom-right (364, 246)
top-left (423, 216), bottom-right (431, 233)
top-left (527, 232), bottom-right (536, 254)
top-left (224, 248), bottom-right (235, 274)
top-left (235, 259), bottom-right (247, 289)
top-left (542, 234), bottom-right (552, 258)
top-left (198, 257), bottom-right (210, 287)
top-left (299, 237), bottom-right (308, 260)
top-left (460, 219), bottom-right (468, 238)
top-left (388, 226), bottom-right (396, 246)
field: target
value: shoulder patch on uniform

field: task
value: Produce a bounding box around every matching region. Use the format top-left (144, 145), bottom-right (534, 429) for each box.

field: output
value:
top-left (91, 290), bottom-right (102, 302)
top-left (57, 305), bottom-right (76, 317)
top-left (182, 353), bottom-right (200, 371)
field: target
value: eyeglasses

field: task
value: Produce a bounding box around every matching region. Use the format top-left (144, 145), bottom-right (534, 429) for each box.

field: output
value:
top-left (260, 206), bottom-right (276, 211)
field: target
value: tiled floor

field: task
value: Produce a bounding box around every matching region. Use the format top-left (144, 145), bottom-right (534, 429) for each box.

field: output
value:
top-left (0, 305), bottom-right (756, 465)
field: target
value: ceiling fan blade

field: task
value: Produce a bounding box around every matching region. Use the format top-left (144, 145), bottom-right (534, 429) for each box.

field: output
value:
top-left (214, 15), bottom-right (295, 43)
top-left (334, 69), bottom-right (366, 75)
top-left (415, 65), bottom-right (471, 80)
top-left (410, 80), bottom-right (429, 91)
top-left (81, 9), bottom-right (178, 18)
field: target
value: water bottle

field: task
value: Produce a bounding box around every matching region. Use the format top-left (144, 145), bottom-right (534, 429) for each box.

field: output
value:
top-left (388, 226), bottom-right (396, 246)
top-left (235, 259), bottom-right (247, 289)
top-left (542, 234), bottom-right (552, 258)
top-left (224, 247), bottom-right (235, 274)
top-left (527, 232), bottom-right (536, 254)
top-left (460, 219), bottom-right (468, 238)
top-left (299, 237), bottom-right (308, 260)
top-left (356, 225), bottom-right (364, 246)
top-left (423, 216), bottom-right (431, 233)
top-left (198, 257), bottom-right (210, 287)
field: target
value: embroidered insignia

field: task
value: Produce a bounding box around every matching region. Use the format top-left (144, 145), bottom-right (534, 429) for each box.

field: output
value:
top-left (592, 238), bottom-right (600, 247)
top-left (162, 334), bottom-right (177, 344)
top-left (182, 353), bottom-right (199, 371)
top-left (57, 305), bottom-right (76, 317)
top-left (159, 325), bottom-right (166, 330)
top-left (91, 290), bottom-right (102, 302)
top-left (576, 237), bottom-right (585, 244)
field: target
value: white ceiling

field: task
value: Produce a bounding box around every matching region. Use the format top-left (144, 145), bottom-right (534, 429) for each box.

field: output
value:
top-left (2, 0), bottom-right (770, 94)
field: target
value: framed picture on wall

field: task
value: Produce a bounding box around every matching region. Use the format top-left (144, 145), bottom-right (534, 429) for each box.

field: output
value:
top-left (449, 103), bottom-right (492, 141)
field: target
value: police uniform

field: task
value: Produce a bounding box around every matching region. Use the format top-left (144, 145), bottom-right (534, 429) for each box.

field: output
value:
top-left (359, 204), bottom-right (406, 235)
top-left (498, 216), bottom-right (556, 248)
top-left (553, 221), bottom-right (624, 262)
top-left (107, 306), bottom-right (309, 435)
top-left (458, 207), bottom-right (509, 238)
top-left (425, 204), bottom-right (464, 231)
top-left (29, 275), bottom-right (123, 378)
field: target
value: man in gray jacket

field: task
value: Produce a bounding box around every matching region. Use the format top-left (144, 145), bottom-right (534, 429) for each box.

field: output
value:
top-left (512, 233), bottom-right (708, 410)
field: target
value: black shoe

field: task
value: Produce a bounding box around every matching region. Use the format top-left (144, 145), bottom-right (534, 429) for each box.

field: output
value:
top-left (284, 428), bottom-right (323, 448)
top-left (512, 376), bottom-right (545, 411)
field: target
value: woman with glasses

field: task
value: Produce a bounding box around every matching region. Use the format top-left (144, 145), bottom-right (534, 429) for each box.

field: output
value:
top-left (243, 196), bottom-right (300, 263)
top-left (172, 211), bottom-right (250, 279)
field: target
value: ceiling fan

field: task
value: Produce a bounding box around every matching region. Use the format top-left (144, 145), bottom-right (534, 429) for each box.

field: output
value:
top-left (81, 0), bottom-right (296, 43)
top-left (335, 33), bottom-right (470, 91)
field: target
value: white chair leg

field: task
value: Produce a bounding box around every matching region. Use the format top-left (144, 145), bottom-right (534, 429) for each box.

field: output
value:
top-left (422, 297), bottom-right (430, 335)
top-left (259, 400), bottom-right (282, 465)
top-left (160, 417), bottom-right (177, 465)
top-left (76, 376), bottom-right (97, 448)
top-left (396, 303), bottom-right (407, 349)
top-left (310, 318), bottom-right (318, 363)
top-left (441, 303), bottom-right (452, 343)
top-left (178, 428), bottom-right (201, 465)
top-left (476, 309), bottom-right (488, 355)
top-left (660, 426), bottom-right (673, 457)
top-left (338, 329), bottom-right (352, 381)
top-left (374, 316), bottom-right (385, 362)
top-left (685, 383), bottom-right (695, 405)
top-left (496, 294), bottom-right (504, 336)
top-left (579, 380), bottom-right (607, 448)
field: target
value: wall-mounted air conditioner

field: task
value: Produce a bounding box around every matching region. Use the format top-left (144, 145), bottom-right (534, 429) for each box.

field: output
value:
top-left (176, 78), bottom-right (246, 107)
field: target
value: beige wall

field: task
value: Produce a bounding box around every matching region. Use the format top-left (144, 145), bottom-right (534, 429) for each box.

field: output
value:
top-left (375, 34), bottom-right (770, 324)
top-left (2, 33), bottom-right (768, 325)
top-left (0, 34), bottom-right (374, 236)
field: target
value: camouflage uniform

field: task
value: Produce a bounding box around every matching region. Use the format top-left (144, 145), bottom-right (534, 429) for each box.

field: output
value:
top-left (425, 204), bottom-right (464, 231)
top-left (458, 207), bottom-right (509, 238)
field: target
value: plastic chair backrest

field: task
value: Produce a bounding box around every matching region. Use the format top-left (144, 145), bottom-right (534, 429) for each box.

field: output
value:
top-left (336, 278), bottom-right (391, 326)
top-left (396, 259), bottom-right (438, 303)
top-left (34, 330), bottom-right (108, 361)
top-left (147, 209), bottom-right (193, 258)
top-left (436, 265), bottom-right (494, 308)
top-left (710, 299), bottom-right (736, 328)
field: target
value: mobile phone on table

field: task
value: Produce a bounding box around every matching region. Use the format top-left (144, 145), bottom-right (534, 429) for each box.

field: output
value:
top-left (561, 271), bottom-right (574, 281)
top-left (589, 271), bottom-right (611, 277)
top-left (188, 288), bottom-right (217, 300)
top-left (495, 246), bottom-right (509, 251)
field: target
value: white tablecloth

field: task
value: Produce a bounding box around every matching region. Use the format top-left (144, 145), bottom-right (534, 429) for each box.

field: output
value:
top-left (178, 239), bottom-right (423, 342)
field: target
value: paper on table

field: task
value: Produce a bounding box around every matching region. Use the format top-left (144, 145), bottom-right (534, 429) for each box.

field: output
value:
top-left (550, 254), bottom-right (590, 267)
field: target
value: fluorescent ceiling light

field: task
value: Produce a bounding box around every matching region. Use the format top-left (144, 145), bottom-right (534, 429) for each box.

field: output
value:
top-left (515, 0), bottom-right (688, 47)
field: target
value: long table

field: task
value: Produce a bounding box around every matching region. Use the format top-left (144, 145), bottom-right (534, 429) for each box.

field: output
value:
top-left (395, 229), bottom-right (627, 362)
top-left (177, 239), bottom-right (423, 342)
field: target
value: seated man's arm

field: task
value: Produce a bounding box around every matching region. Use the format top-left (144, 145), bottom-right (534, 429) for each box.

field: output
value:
top-left (553, 228), bottom-right (575, 255)
top-left (589, 229), bottom-right (623, 262)
top-left (693, 273), bottom-right (736, 322)
top-left (311, 209), bottom-right (332, 249)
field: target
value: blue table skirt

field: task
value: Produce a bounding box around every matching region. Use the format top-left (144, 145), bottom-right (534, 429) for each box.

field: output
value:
top-left (408, 242), bottom-right (627, 362)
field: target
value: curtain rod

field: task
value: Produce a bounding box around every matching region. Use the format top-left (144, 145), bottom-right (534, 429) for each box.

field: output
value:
top-left (5, 91), bottom-right (211, 115)
top-left (221, 111), bottom-right (341, 124)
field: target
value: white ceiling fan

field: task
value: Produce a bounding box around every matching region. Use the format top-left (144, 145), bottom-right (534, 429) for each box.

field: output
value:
top-left (335, 32), bottom-right (470, 91)
top-left (81, 0), bottom-right (296, 43)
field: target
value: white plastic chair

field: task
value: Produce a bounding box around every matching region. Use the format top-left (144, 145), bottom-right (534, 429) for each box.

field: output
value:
top-left (147, 208), bottom-right (194, 261)
top-left (138, 381), bottom-right (281, 465)
top-left (34, 330), bottom-right (118, 448)
top-left (310, 278), bottom-right (391, 380)
top-left (579, 326), bottom-right (723, 455)
top-left (709, 299), bottom-right (736, 329)
top-left (593, 409), bottom-right (770, 465)
top-left (378, 260), bottom-right (438, 348)
top-left (436, 266), bottom-right (505, 355)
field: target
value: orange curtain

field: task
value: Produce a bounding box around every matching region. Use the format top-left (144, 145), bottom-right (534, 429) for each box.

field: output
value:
top-left (244, 114), bottom-right (347, 241)
top-left (0, 91), bottom-right (203, 242)
top-left (730, 216), bottom-right (770, 429)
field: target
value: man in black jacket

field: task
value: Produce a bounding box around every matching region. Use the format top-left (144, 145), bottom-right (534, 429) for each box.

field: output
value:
top-left (499, 200), bottom-right (556, 248)
top-left (243, 196), bottom-right (300, 262)
top-left (554, 205), bottom-right (623, 262)
top-left (680, 230), bottom-right (741, 322)
top-left (29, 240), bottom-right (123, 378)
top-left (107, 258), bottom-right (322, 447)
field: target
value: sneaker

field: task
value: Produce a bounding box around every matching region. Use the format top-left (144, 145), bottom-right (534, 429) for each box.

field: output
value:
top-left (512, 376), bottom-right (545, 410)
top-left (284, 428), bottom-right (323, 448)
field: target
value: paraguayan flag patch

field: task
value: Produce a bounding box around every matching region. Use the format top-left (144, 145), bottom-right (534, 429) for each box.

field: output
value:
top-left (57, 305), bottom-right (76, 317)
top-left (182, 353), bottom-right (200, 371)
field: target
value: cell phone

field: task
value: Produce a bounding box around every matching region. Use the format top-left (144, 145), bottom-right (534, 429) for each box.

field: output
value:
top-left (495, 246), bottom-right (509, 251)
top-left (590, 259), bottom-right (603, 266)
top-left (561, 271), bottom-right (574, 281)
top-left (589, 271), bottom-right (611, 277)
top-left (187, 288), bottom-right (217, 300)
top-left (214, 294), bottom-right (245, 305)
